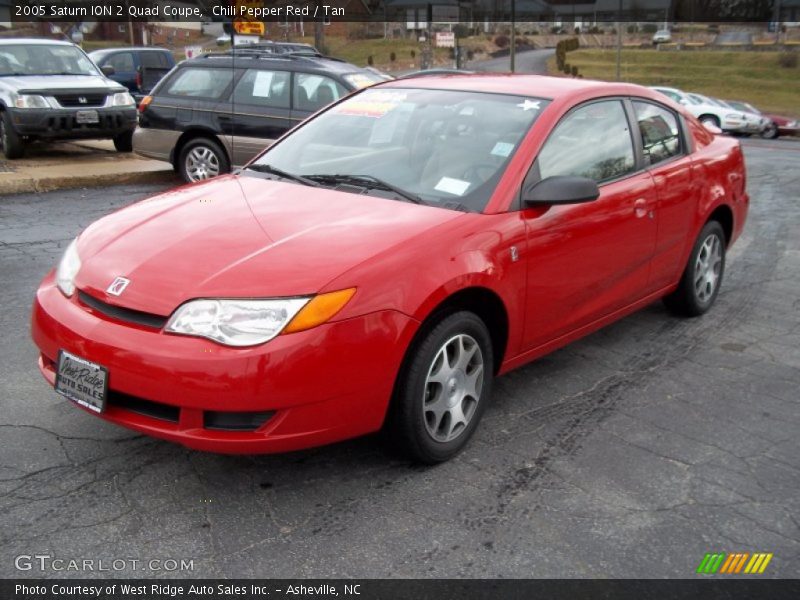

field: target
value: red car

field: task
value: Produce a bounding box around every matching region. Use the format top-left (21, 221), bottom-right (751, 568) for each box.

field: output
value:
top-left (31, 75), bottom-right (749, 463)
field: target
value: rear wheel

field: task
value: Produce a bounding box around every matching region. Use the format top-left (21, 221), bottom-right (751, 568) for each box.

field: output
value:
top-left (113, 130), bottom-right (134, 152)
top-left (388, 311), bottom-right (493, 464)
top-left (663, 221), bottom-right (726, 317)
top-left (0, 111), bottom-right (24, 159)
top-left (178, 137), bottom-right (229, 183)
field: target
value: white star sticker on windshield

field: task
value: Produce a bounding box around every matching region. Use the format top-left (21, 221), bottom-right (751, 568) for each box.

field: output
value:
top-left (517, 99), bottom-right (541, 111)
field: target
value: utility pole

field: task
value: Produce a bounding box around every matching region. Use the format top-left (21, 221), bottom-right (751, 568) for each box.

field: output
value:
top-left (510, 0), bottom-right (516, 73)
top-left (615, 0), bottom-right (622, 81)
top-left (314, 1), bottom-right (325, 52)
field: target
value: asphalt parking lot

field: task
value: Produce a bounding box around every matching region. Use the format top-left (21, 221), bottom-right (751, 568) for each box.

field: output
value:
top-left (0, 138), bottom-right (798, 579)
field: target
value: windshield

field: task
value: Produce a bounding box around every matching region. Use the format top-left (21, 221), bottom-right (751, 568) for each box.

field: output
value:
top-left (252, 87), bottom-right (548, 212)
top-left (0, 44), bottom-right (99, 76)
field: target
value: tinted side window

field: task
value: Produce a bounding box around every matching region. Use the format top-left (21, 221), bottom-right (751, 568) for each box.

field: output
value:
top-left (293, 73), bottom-right (347, 112)
top-left (165, 67), bottom-right (233, 99)
top-left (106, 52), bottom-right (134, 71)
top-left (633, 101), bottom-right (682, 166)
top-left (141, 51), bottom-right (167, 69)
top-left (538, 100), bottom-right (635, 183)
top-left (231, 69), bottom-right (290, 109)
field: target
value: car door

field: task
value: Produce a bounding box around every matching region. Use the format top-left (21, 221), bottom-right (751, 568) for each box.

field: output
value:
top-left (144, 65), bottom-right (234, 138)
top-left (521, 98), bottom-right (659, 350)
top-left (630, 99), bottom-right (695, 291)
top-left (291, 72), bottom-right (348, 121)
top-left (217, 67), bottom-right (295, 166)
top-left (103, 51), bottom-right (137, 93)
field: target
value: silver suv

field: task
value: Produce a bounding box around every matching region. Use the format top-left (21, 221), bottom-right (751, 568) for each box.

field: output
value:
top-left (0, 38), bottom-right (137, 159)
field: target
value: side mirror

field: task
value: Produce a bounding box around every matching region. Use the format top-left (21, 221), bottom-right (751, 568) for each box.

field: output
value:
top-left (523, 176), bottom-right (600, 206)
top-left (100, 65), bottom-right (115, 76)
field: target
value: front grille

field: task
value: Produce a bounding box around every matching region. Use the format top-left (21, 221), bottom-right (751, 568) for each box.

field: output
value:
top-left (78, 290), bottom-right (168, 329)
top-left (108, 391), bottom-right (180, 422)
top-left (47, 114), bottom-right (125, 131)
top-left (55, 94), bottom-right (107, 107)
top-left (204, 410), bottom-right (276, 431)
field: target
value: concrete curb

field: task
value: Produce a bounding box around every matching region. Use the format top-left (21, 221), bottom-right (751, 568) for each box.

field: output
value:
top-left (0, 167), bottom-right (179, 196)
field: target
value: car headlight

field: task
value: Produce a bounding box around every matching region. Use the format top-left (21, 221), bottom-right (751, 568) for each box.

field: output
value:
top-left (56, 238), bottom-right (82, 297)
top-left (111, 92), bottom-right (135, 106)
top-left (165, 288), bottom-right (356, 347)
top-left (14, 94), bottom-right (49, 109)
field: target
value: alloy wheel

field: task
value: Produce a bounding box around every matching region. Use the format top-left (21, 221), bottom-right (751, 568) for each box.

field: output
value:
top-left (422, 333), bottom-right (484, 443)
top-left (185, 146), bottom-right (220, 181)
top-left (694, 233), bottom-right (722, 303)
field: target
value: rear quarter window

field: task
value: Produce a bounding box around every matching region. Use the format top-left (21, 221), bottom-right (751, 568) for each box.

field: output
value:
top-left (164, 67), bottom-right (233, 99)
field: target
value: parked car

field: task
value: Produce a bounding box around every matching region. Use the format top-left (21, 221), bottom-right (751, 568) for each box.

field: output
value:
top-left (649, 86), bottom-right (748, 133)
top-left (707, 96), bottom-right (767, 135)
top-left (133, 51), bottom-right (386, 182)
top-left (0, 38), bottom-right (137, 158)
top-left (88, 47), bottom-right (176, 105)
top-left (652, 29), bottom-right (672, 44)
top-left (241, 42), bottom-right (320, 56)
top-left (33, 75), bottom-right (748, 463)
top-left (724, 100), bottom-right (799, 139)
top-left (400, 68), bottom-right (476, 78)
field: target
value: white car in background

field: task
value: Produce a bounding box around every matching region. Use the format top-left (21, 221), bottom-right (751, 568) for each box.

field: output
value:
top-left (652, 29), bottom-right (672, 44)
top-left (712, 98), bottom-right (769, 135)
top-left (650, 86), bottom-right (748, 133)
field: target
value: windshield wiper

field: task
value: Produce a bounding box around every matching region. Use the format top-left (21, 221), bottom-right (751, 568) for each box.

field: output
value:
top-left (245, 164), bottom-right (320, 187)
top-left (306, 174), bottom-right (425, 205)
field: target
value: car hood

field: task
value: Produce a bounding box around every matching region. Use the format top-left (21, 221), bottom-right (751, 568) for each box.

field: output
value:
top-left (8, 74), bottom-right (122, 93)
top-left (74, 175), bottom-right (463, 316)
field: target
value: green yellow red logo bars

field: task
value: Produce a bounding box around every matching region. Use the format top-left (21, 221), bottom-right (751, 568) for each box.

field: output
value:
top-left (696, 552), bottom-right (773, 574)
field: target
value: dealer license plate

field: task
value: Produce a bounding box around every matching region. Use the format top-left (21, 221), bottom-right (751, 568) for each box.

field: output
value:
top-left (55, 350), bottom-right (108, 413)
top-left (75, 110), bottom-right (99, 124)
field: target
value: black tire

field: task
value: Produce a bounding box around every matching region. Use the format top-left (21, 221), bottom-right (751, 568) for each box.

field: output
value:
top-left (177, 137), bottom-right (230, 183)
top-left (113, 130), bottom-right (134, 152)
top-left (0, 110), bottom-right (24, 159)
top-left (663, 220), bottom-right (726, 317)
top-left (387, 311), bottom-right (494, 464)
top-left (699, 115), bottom-right (720, 129)
top-left (761, 122), bottom-right (779, 139)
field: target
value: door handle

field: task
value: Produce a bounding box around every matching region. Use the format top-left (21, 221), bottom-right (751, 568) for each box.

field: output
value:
top-left (634, 198), bottom-right (654, 219)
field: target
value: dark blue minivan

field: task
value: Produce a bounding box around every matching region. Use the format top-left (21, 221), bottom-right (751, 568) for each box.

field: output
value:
top-left (88, 47), bottom-right (175, 104)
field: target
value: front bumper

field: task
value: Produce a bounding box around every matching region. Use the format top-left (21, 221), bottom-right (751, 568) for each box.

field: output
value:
top-left (31, 273), bottom-right (418, 454)
top-left (9, 106), bottom-right (137, 140)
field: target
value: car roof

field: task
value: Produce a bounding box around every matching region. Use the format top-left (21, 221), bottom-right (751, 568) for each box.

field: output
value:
top-left (379, 73), bottom-right (656, 101)
top-left (183, 52), bottom-right (363, 74)
top-left (89, 47), bottom-right (171, 54)
top-left (0, 38), bottom-right (76, 46)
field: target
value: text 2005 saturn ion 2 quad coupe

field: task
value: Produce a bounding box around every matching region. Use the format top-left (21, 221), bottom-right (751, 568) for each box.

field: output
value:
top-left (32, 75), bottom-right (748, 463)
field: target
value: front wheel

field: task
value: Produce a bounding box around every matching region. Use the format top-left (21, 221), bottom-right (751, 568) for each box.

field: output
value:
top-left (388, 311), bottom-right (494, 464)
top-left (0, 111), bottom-right (24, 159)
top-left (663, 221), bottom-right (726, 317)
top-left (113, 130), bottom-right (134, 152)
top-left (699, 115), bottom-right (721, 129)
top-left (761, 122), bottom-right (779, 139)
top-left (178, 137), bottom-right (230, 183)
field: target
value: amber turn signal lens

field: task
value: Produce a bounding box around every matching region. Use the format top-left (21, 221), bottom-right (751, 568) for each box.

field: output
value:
top-left (138, 95), bottom-right (153, 112)
top-left (283, 288), bottom-right (356, 334)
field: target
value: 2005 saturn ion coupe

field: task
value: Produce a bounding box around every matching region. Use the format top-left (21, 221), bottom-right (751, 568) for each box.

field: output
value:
top-left (32, 75), bottom-right (748, 463)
